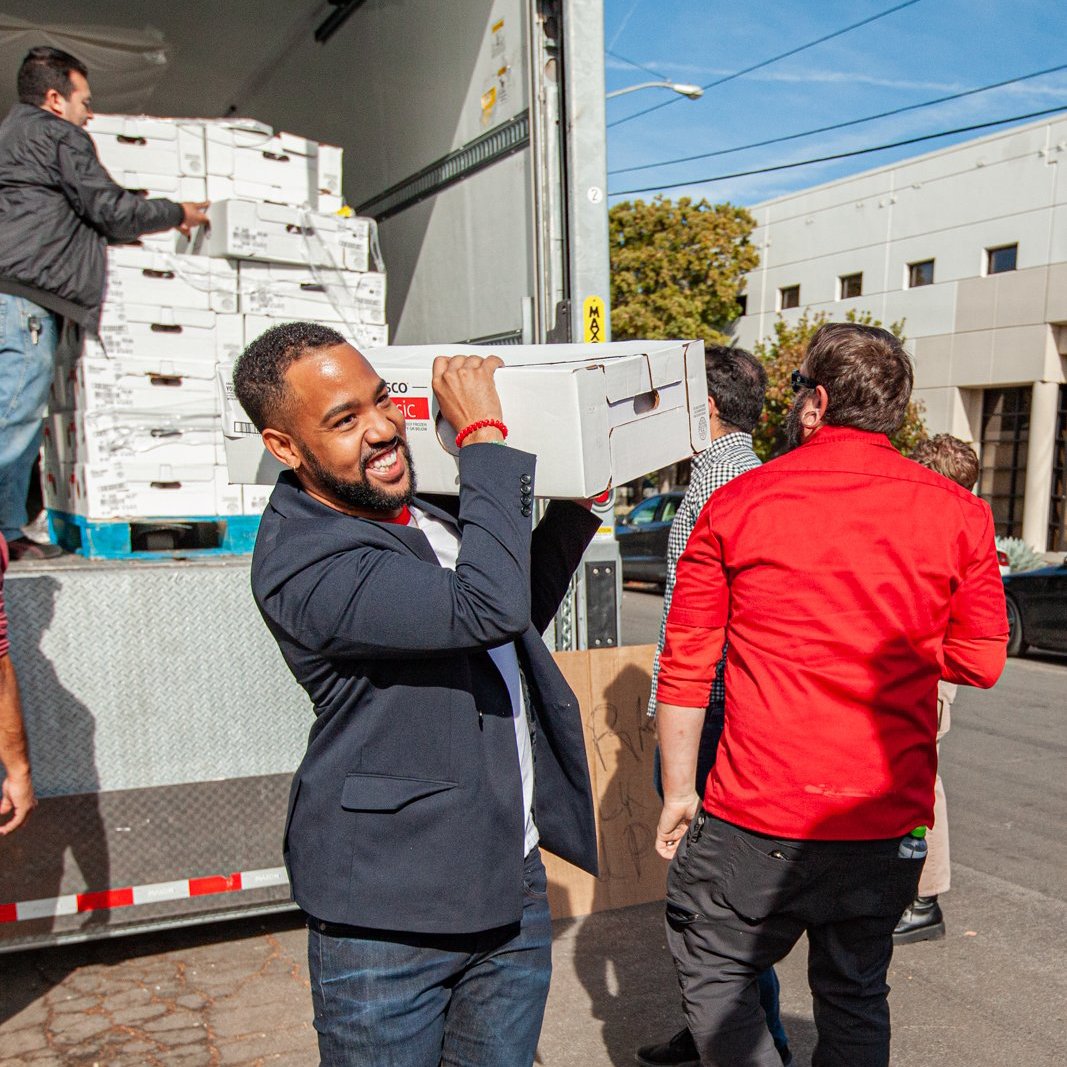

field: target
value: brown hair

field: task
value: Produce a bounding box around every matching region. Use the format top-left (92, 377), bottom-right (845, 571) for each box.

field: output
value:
top-left (803, 322), bottom-right (914, 435)
top-left (910, 434), bottom-right (979, 490)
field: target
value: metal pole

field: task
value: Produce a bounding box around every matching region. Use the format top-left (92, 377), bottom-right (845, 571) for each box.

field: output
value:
top-left (557, 0), bottom-right (621, 650)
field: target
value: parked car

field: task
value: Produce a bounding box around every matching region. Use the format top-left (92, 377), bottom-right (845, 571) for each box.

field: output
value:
top-left (1003, 557), bottom-right (1067, 656)
top-left (615, 491), bottom-right (683, 589)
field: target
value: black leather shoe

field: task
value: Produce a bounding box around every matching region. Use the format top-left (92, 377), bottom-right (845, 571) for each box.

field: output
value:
top-left (6, 536), bottom-right (63, 561)
top-left (635, 1027), bottom-right (699, 1067)
top-left (636, 1027), bottom-right (793, 1066)
top-left (894, 895), bottom-right (945, 944)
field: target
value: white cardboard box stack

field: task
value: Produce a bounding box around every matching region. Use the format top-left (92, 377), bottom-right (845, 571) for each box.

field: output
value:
top-left (43, 113), bottom-right (386, 527)
top-left (44, 308), bottom-right (246, 521)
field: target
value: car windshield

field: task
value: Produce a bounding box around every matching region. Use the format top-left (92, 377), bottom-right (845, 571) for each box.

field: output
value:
top-left (627, 500), bottom-right (659, 526)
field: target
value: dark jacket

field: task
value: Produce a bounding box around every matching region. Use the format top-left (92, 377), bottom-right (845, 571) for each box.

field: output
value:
top-left (251, 445), bottom-right (600, 934)
top-left (0, 103), bottom-right (182, 328)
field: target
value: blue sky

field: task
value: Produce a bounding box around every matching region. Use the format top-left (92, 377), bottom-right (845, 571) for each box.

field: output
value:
top-left (604, 0), bottom-right (1067, 207)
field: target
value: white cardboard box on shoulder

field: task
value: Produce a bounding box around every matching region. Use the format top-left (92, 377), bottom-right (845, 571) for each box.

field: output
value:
top-left (216, 340), bottom-right (709, 498)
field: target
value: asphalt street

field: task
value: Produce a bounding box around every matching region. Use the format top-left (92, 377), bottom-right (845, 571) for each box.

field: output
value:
top-left (0, 589), bottom-right (1063, 1066)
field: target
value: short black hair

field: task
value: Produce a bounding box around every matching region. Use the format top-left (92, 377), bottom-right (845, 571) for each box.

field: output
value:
top-left (705, 344), bottom-right (767, 433)
top-left (18, 47), bottom-right (88, 106)
top-left (233, 321), bottom-right (347, 431)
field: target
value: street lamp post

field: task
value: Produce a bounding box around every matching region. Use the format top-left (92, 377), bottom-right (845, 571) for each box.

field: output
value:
top-left (605, 80), bottom-right (704, 100)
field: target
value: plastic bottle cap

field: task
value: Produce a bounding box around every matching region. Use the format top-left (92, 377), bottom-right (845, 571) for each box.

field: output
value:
top-left (910, 826), bottom-right (928, 839)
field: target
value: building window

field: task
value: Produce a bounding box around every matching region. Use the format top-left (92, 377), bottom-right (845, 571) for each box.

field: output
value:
top-left (907, 259), bottom-right (934, 288)
top-left (1049, 384), bottom-right (1067, 552)
top-left (838, 273), bottom-right (863, 299)
top-left (986, 243), bottom-right (1018, 275)
top-left (979, 387), bottom-right (1030, 539)
top-left (778, 285), bottom-right (800, 310)
top-left (736, 293), bottom-right (748, 317)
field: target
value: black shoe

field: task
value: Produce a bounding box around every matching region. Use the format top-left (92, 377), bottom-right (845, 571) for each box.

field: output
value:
top-left (636, 1027), bottom-right (792, 1066)
top-left (6, 536), bottom-right (63, 561)
top-left (894, 895), bottom-right (945, 944)
top-left (635, 1027), bottom-right (699, 1067)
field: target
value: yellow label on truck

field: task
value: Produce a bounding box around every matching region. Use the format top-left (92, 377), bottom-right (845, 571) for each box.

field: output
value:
top-left (583, 296), bottom-right (605, 343)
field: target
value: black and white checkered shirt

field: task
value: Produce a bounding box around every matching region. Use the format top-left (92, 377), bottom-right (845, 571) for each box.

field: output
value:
top-left (646, 432), bottom-right (762, 718)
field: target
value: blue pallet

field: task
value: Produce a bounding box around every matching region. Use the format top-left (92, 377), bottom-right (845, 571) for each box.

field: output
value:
top-left (47, 510), bottom-right (262, 560)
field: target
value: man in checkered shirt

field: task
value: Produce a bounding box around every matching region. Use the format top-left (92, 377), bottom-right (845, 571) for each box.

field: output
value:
top-left (637, 345), bottom-right (793, 1067)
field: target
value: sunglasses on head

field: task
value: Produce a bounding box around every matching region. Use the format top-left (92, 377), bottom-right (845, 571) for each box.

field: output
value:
top-left (791, 370), bottom-right (819, 393)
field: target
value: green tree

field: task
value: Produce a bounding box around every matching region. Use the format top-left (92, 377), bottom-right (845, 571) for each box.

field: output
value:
top-left (609, 196), bottom-right (758, 342)
top-left (751, 310), bottom-right (927, 460)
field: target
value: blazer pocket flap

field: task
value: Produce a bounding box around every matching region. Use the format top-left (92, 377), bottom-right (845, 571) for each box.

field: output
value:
top-left (341, 773), bottom-right (456, 813)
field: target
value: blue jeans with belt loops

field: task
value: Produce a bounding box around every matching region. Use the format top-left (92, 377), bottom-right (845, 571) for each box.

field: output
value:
top-left (0, 294), bottom-right (58, 540)
top-left (307, 848), bottom-right (553, 1067)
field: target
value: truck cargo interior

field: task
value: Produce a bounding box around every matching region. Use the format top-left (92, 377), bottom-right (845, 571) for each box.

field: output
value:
top-left (0, 0), bottom-right (608, 347)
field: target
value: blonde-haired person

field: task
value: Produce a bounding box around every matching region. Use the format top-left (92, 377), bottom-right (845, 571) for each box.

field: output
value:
top-left (896, 434), bottom-right (982, 943)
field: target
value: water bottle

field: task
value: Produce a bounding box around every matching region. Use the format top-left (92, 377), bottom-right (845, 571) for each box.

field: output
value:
top-left (898, 826), bottom-right (928, 859)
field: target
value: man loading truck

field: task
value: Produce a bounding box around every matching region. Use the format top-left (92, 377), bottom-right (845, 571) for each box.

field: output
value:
top-left (0, 46), bottom-right (210, 560)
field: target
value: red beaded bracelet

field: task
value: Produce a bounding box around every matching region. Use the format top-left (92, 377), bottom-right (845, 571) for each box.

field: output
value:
top-left (455, 419), bottom-right (508, 448)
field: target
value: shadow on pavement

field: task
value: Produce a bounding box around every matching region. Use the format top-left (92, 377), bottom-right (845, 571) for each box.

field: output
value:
top-left (0, 908), bottom-right (307, 1025)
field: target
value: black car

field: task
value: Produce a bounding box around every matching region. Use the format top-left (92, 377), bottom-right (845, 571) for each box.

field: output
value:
top-left (1003, 558), bottom-right (1067, 656)
top-left (614, 491), bottom-right (683, 589)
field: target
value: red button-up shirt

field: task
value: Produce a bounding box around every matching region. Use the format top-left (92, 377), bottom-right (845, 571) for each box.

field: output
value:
top-left (659, 426), bottom-right (1008, 840)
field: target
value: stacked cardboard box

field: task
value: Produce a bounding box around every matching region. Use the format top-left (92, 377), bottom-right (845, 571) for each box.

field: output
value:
top-left (42, 114), bottom-right (385, 538)
top-left (43, 257), bottom-right (248, 522)
top-left (84, 115), bottom-right (343, 250)
top-left (185, 199), bottom-right (388, 352)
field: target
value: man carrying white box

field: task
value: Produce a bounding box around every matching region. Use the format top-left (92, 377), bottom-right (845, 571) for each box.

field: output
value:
top-left (0, 47), bottom-right (210, 560)
top-left (234, 322), bottom-right (600, 1067)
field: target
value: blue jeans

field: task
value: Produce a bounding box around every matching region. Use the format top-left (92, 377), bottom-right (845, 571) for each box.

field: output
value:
top-left (654, 708), bottom-right (791, 1060)
top-left (307, 848), bottom-right (553, 1067)
top-left (0, 294), bottom-right (58, 540)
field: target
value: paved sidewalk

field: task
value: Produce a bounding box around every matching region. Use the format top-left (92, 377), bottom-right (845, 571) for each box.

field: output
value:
top-left (2, 664), bottom-right (1065, 1066)
top-left (2, 856), bottom-right (1065, 1066)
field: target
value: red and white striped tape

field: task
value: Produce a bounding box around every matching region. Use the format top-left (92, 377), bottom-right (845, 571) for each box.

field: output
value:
top-left (0, 866), bottom-right (289, 924)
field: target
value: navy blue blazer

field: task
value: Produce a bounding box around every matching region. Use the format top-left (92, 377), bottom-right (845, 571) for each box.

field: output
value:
top-left (251, 443), bottom-right (600, 934)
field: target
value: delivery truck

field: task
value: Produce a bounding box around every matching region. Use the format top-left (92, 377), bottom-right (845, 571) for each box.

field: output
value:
top-left (0, 0), bottom-right (622, 952)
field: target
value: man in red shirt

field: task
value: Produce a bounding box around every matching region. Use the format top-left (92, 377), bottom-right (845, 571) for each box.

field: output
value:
top-left (654, 323), bottom-right (1007, 1067)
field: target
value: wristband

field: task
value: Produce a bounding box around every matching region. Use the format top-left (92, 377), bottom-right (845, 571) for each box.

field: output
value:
top-left (455, 419), bottom-right (508, 448)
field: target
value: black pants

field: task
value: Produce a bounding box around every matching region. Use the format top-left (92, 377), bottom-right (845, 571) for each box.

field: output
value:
top-left (665, 812), bottom-right (922, 1067)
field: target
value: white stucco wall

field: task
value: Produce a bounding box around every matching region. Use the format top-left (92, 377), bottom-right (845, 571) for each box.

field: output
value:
top-left (732, 115), bottom-right (1067, 549)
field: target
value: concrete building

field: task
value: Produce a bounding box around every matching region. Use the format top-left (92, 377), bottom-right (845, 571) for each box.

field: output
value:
top-left (732, 114), bottom-right (1067, 553)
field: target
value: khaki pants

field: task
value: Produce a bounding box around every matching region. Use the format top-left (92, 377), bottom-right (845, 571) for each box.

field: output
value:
top-left (919, 682), bottom-right (953, 897)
